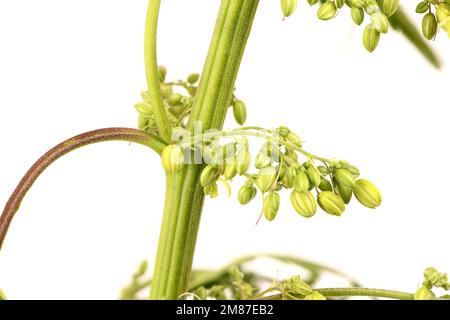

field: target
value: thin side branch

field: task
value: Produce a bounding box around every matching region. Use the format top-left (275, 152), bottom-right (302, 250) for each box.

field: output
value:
top-left (0, 127), bottom-right (166, 250)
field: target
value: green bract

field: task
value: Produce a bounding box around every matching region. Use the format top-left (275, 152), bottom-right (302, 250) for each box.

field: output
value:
top-left (423, 13), bottom-right (438, 40)
top-left (306, 165), bottom-right (321, 188)
top-left (281, 0), bottom-right (298, 18)
top-left (351, 7), bottom-right (365, 26)
top-left (294, 171), bottom-right (310, 192)
top-left (256, 166), bottom-right (278, 192)
top-left (363, 24), bottom-right (380, 53)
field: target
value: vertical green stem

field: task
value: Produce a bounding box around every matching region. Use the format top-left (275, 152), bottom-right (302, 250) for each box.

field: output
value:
top-left (150, 0), bottom-right (259, 299)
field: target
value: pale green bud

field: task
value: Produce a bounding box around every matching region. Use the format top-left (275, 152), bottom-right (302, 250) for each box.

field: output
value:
top-left (236, 151), bottom-right (251, 175)
top-left (414, 286), bottom-right (435, 300)
top-left (137, 260), bottom-right (148, 276)
top-left (161, 145), bottom-right (185, 173)
top-left (422, 13), bottom-right (438, 40)
top-left (424, 267), bottom-right (440, 286)
top-left (286, 132), bottom-right (302, 148)
top-left (290, 191), bottom-right (317, 218)
top-left (334, 169), bottom-right (356, 188)
top-left (187, 73), bottom-right (200, 84)
top-left (347, 165), bottom-right (360, 177)
top-left (351, 7), bottom-right (365, 25)
top-left (303, 292), bottom-right (327, 300)
top-left (416, 2), bottom-right (430, 14)
top-left (365, 0), bottom-right (379, 15)
top-left (134, 102), bottom-right (152, 116)
top-left (200, 165), bottom-right (221, 187)
top-left (204, 183), bottom-right (219, 198)
top-left (318, 165), bottom-right (329, 176)
top-left (256, 166), bottom-right (278, 192)
top-left (287, 276), bottom-right (313, 296)
top-left (335, 0), bottom-right (344, 9)
top-left (233, 100), bottom-right (247, 125)
top-left (255, 152), bottom-right (272, 169)
top-left (238, 185), bottom-right (257, 205)
top-left (277, 126), bottom-right (291, 137)
top-left (318, 178), bottom-right (333, 192)
top-left (294, 171), bottom-right (310, 192)
top-left (383, 0), bottom-right (399, 17)
top-left (353, 179), bottom-right (382, 208)
top-left (306, 166), bottom-right (321, 187)
top-left (281, 0), bottom-right (298, 18)
top-left (336, 184), bottom-right (353, 204)
top-left (317, 1), bottom-right (337, 21)
top-left (371, 11), bottom-right (389, 34)
top-left (223, 157), bottom-right (237, 180)
top-left (263, 192), bottom-right (280, 221)
top-left (307, 0), bottom-right (319, 5)
top-left (363, 24), bottom-right (380, 53)
top-left (167, 93), bottom-right (183, 106)
top-left (157, 66), bottom-right (167, 83)
top-left (285, 149), bottom-right (298, 163)
top-left (317, 191), bottom-right (345, 216)
top-left (281, 167), bottom-right (295, 188)
top-left (187, 86), bottom-right (197, 96)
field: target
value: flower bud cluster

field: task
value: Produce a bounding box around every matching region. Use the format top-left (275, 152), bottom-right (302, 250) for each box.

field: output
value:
top-left (416, 1), bottom-right (450, 40)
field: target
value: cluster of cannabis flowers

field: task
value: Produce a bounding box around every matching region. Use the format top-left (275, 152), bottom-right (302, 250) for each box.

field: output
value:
top-left (281, 0), bottom-right (401, 52)
top-left (414, 267), bottom-right (450, 300)
top-left (135, 67), bottom-right (247, 134)
top-left (416, 0), bottom-right (450, 40)
top-left (161, 125), bottom-right (382, 223)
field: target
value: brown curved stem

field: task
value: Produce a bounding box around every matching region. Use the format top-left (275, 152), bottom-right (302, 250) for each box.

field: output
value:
top-left (0, 127), bottom-right (166, 250)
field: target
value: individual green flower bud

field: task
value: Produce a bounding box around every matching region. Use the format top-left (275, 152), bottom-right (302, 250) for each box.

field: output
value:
top-left (294, 171), bottom-right (310, 192)
top-left (285, 149), bottom-right (299, 163)
top-left (290, 191), bottom-right (317, 218)
top-left (303, 292), bottom-right (327, 300)
top-left (281, 0), bottom-right (298, 18)
top-left (347, 0), bottom-right (365, 8)
top-left (335, 0), bottom-right (345, 9)
top-left (232, 100), bottom-right (247, 125)
top-left (187, 86), bottom-right (197, 96)
top-left (365, 0), bottom-right (379, 15)
top-left (187, 73), bottom-right (200, 84)
top-left (371, 11), bottom-right (389, 34)
top-left (351, 7), bottom-right (365, 25)
top-left (318, 165), bottom-right (329, 176)
top-left (334, 169), bottom-right (356, 188)
top-left (256, 166), bottom-right (278, 192)
top-left (287, 276), bottom-right (313, 296)
top-left (238, 185), bottom-right (257, 205)
top-left (317, 191), bottom-right (345, 216)
top-left (424, 267), bottom-right (440, 286)
top-left (157, 66), bottom-right (167, 83)
top-left (236, 151), bottom-right (251, 175)
top-left (263, 192), bottom-right (280, 221)
top-left (363, 24), bottom-right (380, 53)
top-left (223, 157), bottom-right (237, 180)
top-left (286, 131), bottom-right (302, 148)
top-left (277, 126), bottom-right (291, 137)
top-left (422, 13), bottom-right (438, 40)
top-left (200, 165), bottom-right (221, 187)
top-left (204, 183), bottom-right (219, 198)
top-left (383, 0), bottom-right (399, 17)
top-left (282, 167), bottom-right (295, 188)
top-left (347, 165), bottom-right (360, 177)
top-left (167, 93), bottom-right (183, 106)
top-left (134, 102), bottom-right (152, 116)
top-left (307, 0), bottom-right (319, 5)
top-left (353, 179), bottom-right (382, 208)
top-left (416, 2), bottom-right (429, 14)
top-left (306, 166), bottom-right (321, 187)
top-left (161, 145), bottom-right (185, 173)
top-left (414, 286), bottom-right (435, 300)
top-left (317, 1), bottom-right (337, 20)
top-left (137, 260), bottom-right (148, 276)
top-left (318, 178), bottom-right (333, 191)
top-left (255, 152), bottom-right (272, 169)
top-left (336, 184), bottom-right (353, 204)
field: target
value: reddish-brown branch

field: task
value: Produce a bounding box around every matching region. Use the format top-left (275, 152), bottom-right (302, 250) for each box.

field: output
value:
top-left (0, 127), bottom-right (166, 250)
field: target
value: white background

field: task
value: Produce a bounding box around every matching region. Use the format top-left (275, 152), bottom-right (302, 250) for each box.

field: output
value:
top-left (0, 0), bottom-right (449, 299)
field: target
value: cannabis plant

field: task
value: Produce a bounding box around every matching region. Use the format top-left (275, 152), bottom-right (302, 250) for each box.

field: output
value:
top-left (1, 0), bottom-right (449, 300)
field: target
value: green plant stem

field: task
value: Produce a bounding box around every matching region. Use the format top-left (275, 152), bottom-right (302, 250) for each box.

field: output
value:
top-left (0, 128), bottom-right (166, 251)
top-left (144, 0), bottom-right (172, 142)
top-left (150, 0), bottom-right (260, 299)
top-left (260, 288), bottom-right (414, 300)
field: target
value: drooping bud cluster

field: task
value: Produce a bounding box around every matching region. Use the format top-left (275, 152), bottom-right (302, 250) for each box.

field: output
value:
top-left (135, 67), bottom-right (247, 136)
top-left (297, 0), bottom-right (402, 52)
top-left (182, 125), bottom-right (383, 223)
top-left (416, 1), bottom-right (450, 40)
